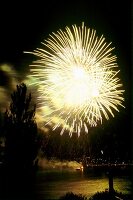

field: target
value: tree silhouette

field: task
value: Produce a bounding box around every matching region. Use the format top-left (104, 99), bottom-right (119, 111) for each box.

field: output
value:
top-left (3, 83), bottom-right (39, 173)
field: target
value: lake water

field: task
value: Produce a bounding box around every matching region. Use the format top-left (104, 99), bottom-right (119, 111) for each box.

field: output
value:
top-left (33, 168), bottom-right (132, 200)
top-left (0, 163), bottom-right (132, 200)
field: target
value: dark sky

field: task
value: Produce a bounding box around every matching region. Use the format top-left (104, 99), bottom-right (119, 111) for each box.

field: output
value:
top-left (0, 1), bottom-right (131, 71)
top-left (0, 1), bottom-right (132, 145)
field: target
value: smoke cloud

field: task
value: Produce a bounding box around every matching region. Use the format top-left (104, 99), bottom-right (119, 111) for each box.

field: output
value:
top-left (0, 64), bottom-right (19, 112)
top-left (38, 158), bottom-right (83, 171)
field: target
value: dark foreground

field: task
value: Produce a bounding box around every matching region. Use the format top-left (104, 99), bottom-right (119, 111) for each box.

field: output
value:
top-left (0, 164), bottom-right (132, 200)
top-left (59, 191), bottom-right (132, 200)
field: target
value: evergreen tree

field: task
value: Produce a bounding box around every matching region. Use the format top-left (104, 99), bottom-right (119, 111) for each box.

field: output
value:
top-left (3, 83), bottom-right (39, 172)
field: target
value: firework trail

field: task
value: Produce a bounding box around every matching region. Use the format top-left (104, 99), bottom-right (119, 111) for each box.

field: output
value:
top-left (27, 23), bottom-right (124, 135)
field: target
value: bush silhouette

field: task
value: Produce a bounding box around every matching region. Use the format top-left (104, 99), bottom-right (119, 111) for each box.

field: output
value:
top-left (59, 192), bottom-right (87, 200)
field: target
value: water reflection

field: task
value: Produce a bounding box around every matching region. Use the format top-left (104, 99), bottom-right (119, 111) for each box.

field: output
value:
top-left (0, 163), bottom-right (132, 200)
top-left (34, 169), bottom-right (132, 200)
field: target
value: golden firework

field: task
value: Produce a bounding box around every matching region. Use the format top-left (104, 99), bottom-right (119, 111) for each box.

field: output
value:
top-left (27, 23), bottom-right (124, 135)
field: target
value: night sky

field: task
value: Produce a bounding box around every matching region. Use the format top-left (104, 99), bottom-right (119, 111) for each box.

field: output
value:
top-left (0, 1), bottom-right (132, 153)
top-left (0, 1), bottom-right (131, 71)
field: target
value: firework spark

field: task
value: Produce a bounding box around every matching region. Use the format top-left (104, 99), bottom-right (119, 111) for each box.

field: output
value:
top-left (27, 23), bottom-right (124, 135)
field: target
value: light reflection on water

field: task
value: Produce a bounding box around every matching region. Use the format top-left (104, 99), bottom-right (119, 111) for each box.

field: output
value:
top-left (34, 169), bottom-right (132, 200)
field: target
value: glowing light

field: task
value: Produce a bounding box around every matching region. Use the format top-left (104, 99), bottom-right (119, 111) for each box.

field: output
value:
top-left (27, 23), bottom-right (124, 135)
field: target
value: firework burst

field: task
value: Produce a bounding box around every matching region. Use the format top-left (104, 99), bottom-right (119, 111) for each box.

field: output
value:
top-left (27, 23), bottom-right (124, 135)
